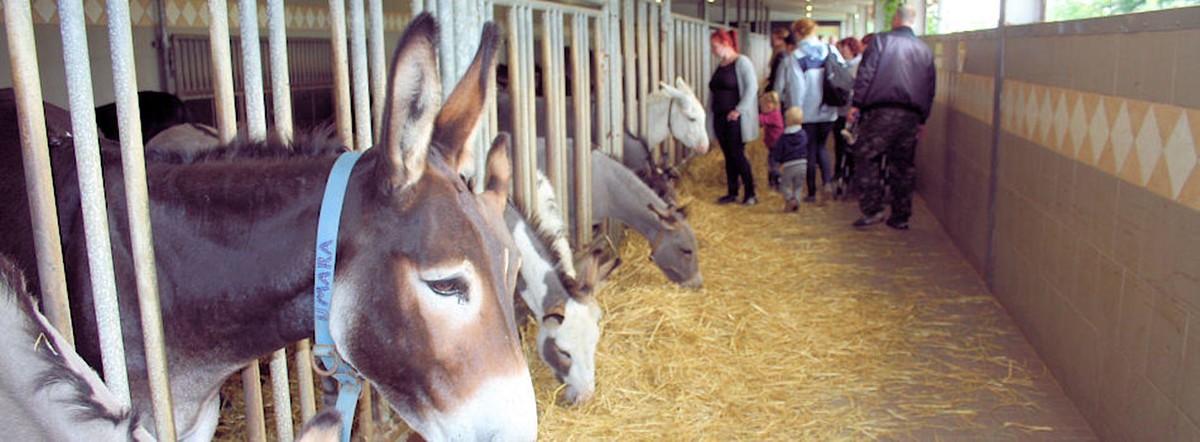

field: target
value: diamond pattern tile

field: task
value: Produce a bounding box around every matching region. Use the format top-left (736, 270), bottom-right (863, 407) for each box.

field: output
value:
top-left (1039, 91), bottom-right (1054, 147)
top-left (1135, 106), bottom-right (1163, 184)
top-left (1111, 102), bottom-right (1134, 173)
top-left (1025, 87), bottom-right (1039, 140)
top-left (84, 0), bottom-right (103, 23)
top-left (1162, 112), bottom-right (1197, 199)
top-left (1054, 92), bottom-right (1070, 152)
top-left (1069, 95), bottom-right (1089, 157)
top-left (1087, 98), bottom-right (1110, 165)
top-left (34, 0), bottom-right (57, 22)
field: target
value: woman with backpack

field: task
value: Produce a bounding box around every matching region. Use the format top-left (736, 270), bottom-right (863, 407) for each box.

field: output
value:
top-left (773, 18), bottom-right (847, 204)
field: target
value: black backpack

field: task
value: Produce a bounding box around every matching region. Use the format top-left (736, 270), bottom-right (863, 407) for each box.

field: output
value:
top-left (820, 49), bottom-right (853, 107)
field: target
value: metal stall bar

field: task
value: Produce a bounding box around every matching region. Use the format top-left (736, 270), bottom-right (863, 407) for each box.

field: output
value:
top-left (106, 0), bottom-right (180, 437)
top-left (369, 0), bottom-right (386, 141)
top-left (543, 9), bottom-right (568, 219)
top-left (210, 0), bottom-right (239, 143)
top-left (622, 0), bottom-right (636, 136)
top-left (607, 0), bottom-right (624, 160)
top-left (330, 0), bottom-right (355, 146)
top-left (593, 12), bottom-right (611, 157)
top-left (647, 3), bottom-right (660, 166)
top-left (349, 0), bottom-right (374, 151)
top-left (506, 5), bottom-right (534, 212)
top-left (636, 1), bottom-right (649, 139)
top-left (572, 13), bottom-right (594, 246)
top-left (240, 0), bottom-right (268, 140)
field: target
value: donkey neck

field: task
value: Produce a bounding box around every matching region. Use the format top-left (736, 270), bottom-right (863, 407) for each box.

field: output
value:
top-left (148, 153), bottom-right (372, 363)
top-left (591, 154), bottom-right (670, 240)
top-left (645, 92), bottom-right (673, 146)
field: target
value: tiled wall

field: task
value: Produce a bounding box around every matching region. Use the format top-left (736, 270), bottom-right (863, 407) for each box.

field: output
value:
top-left (920, 8), bottom-right (1200, 441)
top-left (0, 0), bottom-right (412, 31)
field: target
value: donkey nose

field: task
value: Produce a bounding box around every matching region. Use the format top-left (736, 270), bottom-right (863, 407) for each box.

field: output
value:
top-left (695, 141), bottom-right (710, 155)
top-left (571, 391), bottom-right (594, 406)
top-left (681, 274), bottom-right (703, 288)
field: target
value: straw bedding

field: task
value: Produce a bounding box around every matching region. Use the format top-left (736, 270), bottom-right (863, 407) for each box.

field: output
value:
top-left (214, 141), bottom-right (1066, 440)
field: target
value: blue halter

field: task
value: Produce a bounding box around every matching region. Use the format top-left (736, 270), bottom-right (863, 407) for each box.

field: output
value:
top-left (312, 151), bottom-right (364, 442)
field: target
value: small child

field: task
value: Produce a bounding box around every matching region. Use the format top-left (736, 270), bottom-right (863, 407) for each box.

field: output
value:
top-left (771, 107), bottom-right (809, 212)
top-left (757, 91), bottom-right (783, 190)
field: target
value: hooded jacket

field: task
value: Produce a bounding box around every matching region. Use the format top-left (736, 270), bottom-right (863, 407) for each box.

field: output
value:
top-left (770, 126), bottom-right (808, 164)
top-left (772, 36), bottom-right (845, 124)
top-left (851, 26), bottom-right (936, 123)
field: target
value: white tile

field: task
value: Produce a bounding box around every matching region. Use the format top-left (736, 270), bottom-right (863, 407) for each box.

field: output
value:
top-left (34, 0), bottom-right (57, 23)
top-left (1134, 106), bottom-right (1163, 184)
top-left (1040, 91), bottom-right (1055, 145)
top-left (84, 0), bottom-right (103, 23)
top-left (1025, 88), bottom-right (1039, 139)
top-left (1055, 92), bottom-right (1070, 150)
top-left (166, 0), bottom-right (180, 26)
top-left (1111, 102), bottom-right (1133, 171)
top-left (1090, 100), bottom-right (1111, 163)
top-left (130, 0), bottom-right (144, 25)
top-left (1070, 96), bottom-right (1089, 156)
top-left (1162, 113), bottom-right (1197, 199)
top-left (181, 1), bottom-right (197, 26)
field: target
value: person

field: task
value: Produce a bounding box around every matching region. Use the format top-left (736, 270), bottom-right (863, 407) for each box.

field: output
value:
top-left (758, 91), bottom-right (784, 190)
top-left (832, 37), bottom-right (865, 199)
top-left (773, 18), bottom-right (845, 205)
top-left (708, 29), bottom-right (759, 206)
top-left (848, 5), bottom-right (936, 230)
top-left (771, 107), bottom-right (809, 212)
top-left (763, 27), bottom-right (795, 94)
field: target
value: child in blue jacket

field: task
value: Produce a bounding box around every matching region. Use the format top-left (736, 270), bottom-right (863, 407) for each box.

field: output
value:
top-left (771, 107), bottom-right (809, 212)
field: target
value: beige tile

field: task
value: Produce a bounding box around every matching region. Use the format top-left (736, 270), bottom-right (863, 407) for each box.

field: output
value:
top-left (1098, 349), bottom-right (1137, 440)
top-left (1148, 157), bottom-right (1176, 200)
top-left (1173, 29), bottom-right (1200, 109)
top-left (1116, 31), bottom-right (1177, 104)
top-left (1095, 254), bottom-right (1126, 341)
top-left (1128, 375), bottom-right (1176, 441)
top-left (1117, 274), bottom-right (1156, 366)
top-left (1113, 182), bottom-right (1149, 270)
top-left (1145, 294), bottom-right (1188, 403)
top-left (1183, 313), bottom-right (1200, 428)
top-left (1067, 34), bottom-right (1118, 96)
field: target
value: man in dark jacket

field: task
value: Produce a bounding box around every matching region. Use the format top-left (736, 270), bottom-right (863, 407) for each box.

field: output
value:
top-left (847, 5), bottom-right (936, 230)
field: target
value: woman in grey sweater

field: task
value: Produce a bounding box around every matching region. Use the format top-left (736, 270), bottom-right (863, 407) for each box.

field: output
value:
top-left (707, 29), bottom-right (759, 206)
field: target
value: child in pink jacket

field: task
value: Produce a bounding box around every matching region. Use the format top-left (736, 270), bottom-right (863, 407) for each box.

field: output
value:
top-left (758, 91), bottom-right (784, 189)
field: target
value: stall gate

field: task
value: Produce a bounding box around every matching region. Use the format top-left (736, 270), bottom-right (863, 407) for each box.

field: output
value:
top-left (2, 0), bottom-right (739, 439)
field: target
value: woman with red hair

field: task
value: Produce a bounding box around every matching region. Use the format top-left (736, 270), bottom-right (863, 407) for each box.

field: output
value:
top-left (708, 29), bottom-right (759, 206)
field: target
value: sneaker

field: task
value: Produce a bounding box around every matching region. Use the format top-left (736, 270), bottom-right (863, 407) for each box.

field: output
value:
top-left (886, 217), bottom-right (909, 230)
top-left (802, 195), bottom-right (817, 203)
top-left (852, 211), bottom-right (886, 228)
top-left (822, 183), bottom-right (835, 201)
top-left (742, 196), bottom-right (758, 206)
top-left (716, 195), bottom-right (738, 205)
top-left (784, 200), bottom-right (798, 212)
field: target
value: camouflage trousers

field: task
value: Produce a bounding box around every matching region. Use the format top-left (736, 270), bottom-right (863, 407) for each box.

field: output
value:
top-left (852, 107), bottom-right (922, 222)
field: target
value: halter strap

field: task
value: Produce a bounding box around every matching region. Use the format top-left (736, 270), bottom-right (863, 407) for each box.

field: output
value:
top-left (312, 151), bottom-right (364, 442)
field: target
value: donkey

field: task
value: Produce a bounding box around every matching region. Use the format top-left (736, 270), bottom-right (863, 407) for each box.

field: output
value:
top-left (0, 254), bottom-right (154, 441)
top-left (505, 172), bottom-right (615, 405)
top-left (95, 91), bottom-right (192, 144)
top-left (0, 14), bottom-right (536, 441)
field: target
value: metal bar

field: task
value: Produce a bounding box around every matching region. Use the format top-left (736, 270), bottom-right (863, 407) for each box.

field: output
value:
top-left (4, 0), bottom-right (73, 347)
top-left (544, 11), bottom-right (564, 216)
top-left (986, 0), bottom-right (1008, 288)
top-left (507, 6), bottom-right (529, 211)
top-left (607, 0), bottom-right (623, 160)
top-left (574, 14), bottom-right (594, 246)
top-left (483, 0), bottom-right (498, 184)
top-left (330, 0), bottom-right (355, 146)
top-left (369, 0), bottom-right (386, 143)
top-left (637, 1), bottom-right (648, 139)
top-left (269, 349), bottom-right (295, 441)
top-left (436, 0), bottom-right (455, 98)
top-left (622, 0), bottom-right (636, 134)
top-left (210, 0), bottom-right (238, 142)
top-left (349, 0), bottom-right (373, 150)
top-left (295, 341), bottom-right (318, 422)
top-left (240, 364), bottom-right (268, 442)
top-left (648, 3), bottom-right (660, 166)
top-left (240, 0), bottom-right (268, 141)
top-left (59, 0), bottom-right (125, 401)
top-left (522, 7), bottom-right (537, 213)
top-left (268, 0), bottom-right (295, 143)
top-left (107, 0), bottom-right (179, 437)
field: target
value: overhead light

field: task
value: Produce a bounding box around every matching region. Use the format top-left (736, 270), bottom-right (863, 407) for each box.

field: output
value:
top-left (806, 12), bottom-right (812, 17)
top-left (806, 5), bottom-right (813, 11)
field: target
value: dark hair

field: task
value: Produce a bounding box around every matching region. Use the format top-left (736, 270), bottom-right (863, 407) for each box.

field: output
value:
top-left (710, 29), bottom-right (738, 53)
top-left (838, 37), bottom-right (865, 57)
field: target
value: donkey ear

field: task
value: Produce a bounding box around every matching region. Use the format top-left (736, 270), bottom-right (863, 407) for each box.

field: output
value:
top-left (432, 22), bottom-right (501, 173)
top-left (379, 13), bottom-right (441, 191)
top-left (674, 77), bottom-right (694, 95)
top-left (479, 133), bottom-right (512, 216)
top-left (658, 81), bottom-right (683, 98)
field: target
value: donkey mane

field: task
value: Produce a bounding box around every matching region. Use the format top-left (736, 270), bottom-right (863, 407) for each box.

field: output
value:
top-left (140, 124), bottom-right (346, 164)
top-left (0, 257), bottom-right (143, 436)
top-left (525, 171), bottom-right (578, 284)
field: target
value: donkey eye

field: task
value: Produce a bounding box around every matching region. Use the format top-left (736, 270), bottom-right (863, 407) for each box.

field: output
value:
top-left (427, 278), bottom-right (467, 298)
top-left (681, 247), bottom-right (694, 256)
top-left (557, 348), bottom-right (572, 362)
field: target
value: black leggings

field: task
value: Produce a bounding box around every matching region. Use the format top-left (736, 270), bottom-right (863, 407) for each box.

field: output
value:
top-left (803, 121), bottom-right (835, 196)
top-left (716, 119), bottom-right (755, 198)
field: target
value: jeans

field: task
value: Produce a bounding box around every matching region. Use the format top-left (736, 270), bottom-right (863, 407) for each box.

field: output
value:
top-left (802, 121), bottom-right (835, 196)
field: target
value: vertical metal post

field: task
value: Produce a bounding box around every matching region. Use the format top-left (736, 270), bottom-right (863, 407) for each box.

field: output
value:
top-left (547, 10), bottom-right (569, 216)
top-left (522, 7), bottom-right (537, 212)
top-left (647, 4), bottom-right (660, 166)
top-left (60, 0), bottom-right (127, 405)
top-left (508, 6), bottom-right (533, 212)
top-left (573, 14), bottom-right (594, 246)
top-left (369, 0), bottom-right (386, 142)
top-left (330, 0), bottom-right (355, 146)
top-left (349, 0), bottom-right (373, 151)
top-left (267, 0), bottom-right (304, 437)
top-left (636, 1), bottom-right (648, 138)
top-left (240, 0), bottom-right (268, 141)
top-left (607, 0), bottom-right (624, 160)
top-left (209, 0), bottom-right (238, 143)
top-left (622, 0), bottom-right (636, 135)
top-left (107, 0), bottom-right (178, 437)
top-left (985, 0), bottom-right (1008, 288)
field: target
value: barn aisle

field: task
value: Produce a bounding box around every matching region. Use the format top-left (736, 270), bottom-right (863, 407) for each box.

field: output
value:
top-left (524, 142), bottom-right (1098, 440)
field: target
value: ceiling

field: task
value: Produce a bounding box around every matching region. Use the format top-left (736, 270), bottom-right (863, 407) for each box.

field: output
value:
top-left (675, 0), bottom-right (876, 23)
